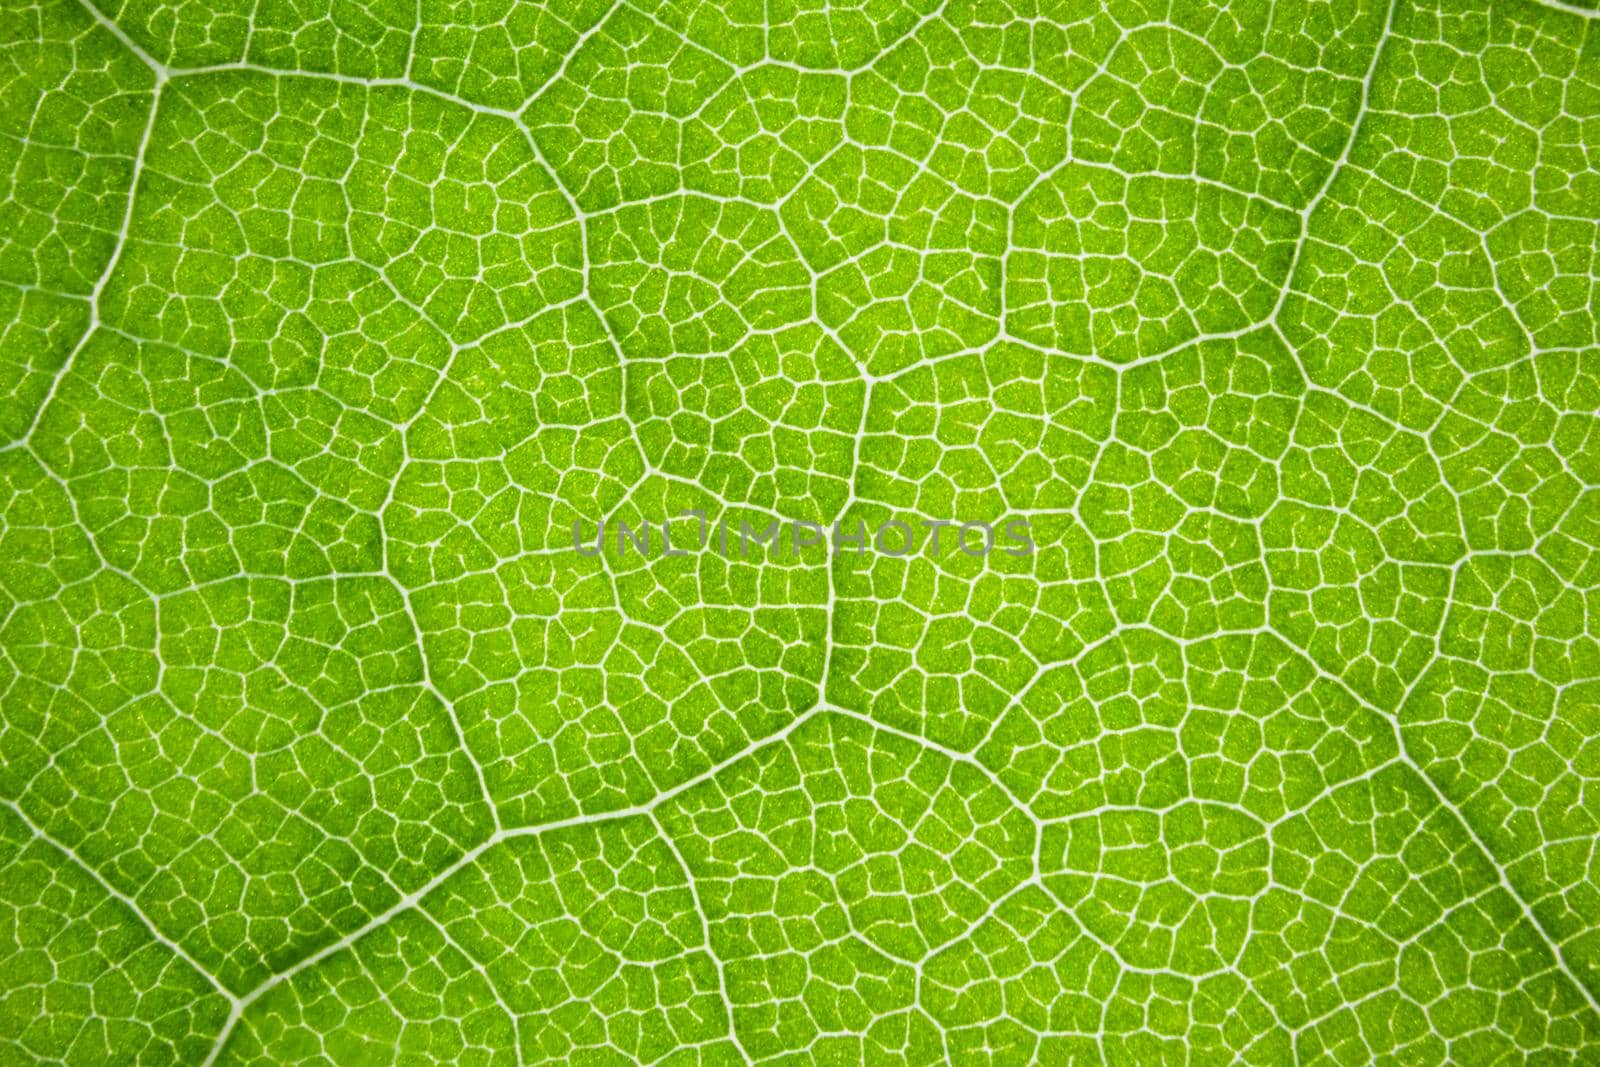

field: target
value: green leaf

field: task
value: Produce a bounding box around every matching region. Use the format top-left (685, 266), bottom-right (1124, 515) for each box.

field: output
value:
top-left (4, 0), bottom-right (1600, 1062)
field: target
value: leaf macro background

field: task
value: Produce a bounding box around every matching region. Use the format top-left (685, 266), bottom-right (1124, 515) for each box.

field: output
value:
top-left (3, 0), bottom-right (1600, 1062)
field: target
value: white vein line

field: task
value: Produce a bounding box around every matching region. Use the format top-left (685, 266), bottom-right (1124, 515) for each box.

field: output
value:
top-left (0, 797), bottom-right (237, 1002)
top-left (1267, 0), bottom-right (1395, 326)
top-left (68, 0), bottom-right (164, 71)
top-left (650, 811), bottom-right (751, 1065)
top-left (199, 830), bottom-right (499, 1065)
top-left (1268, 0), bottom-right (1397, 324)
top-left (417, 910), bottom-right (526, 1067)
top-left (199, 700), bottom-right (830, 1062)
top-left (7, 65), bottom-right (166, 451)
top-left (522, 0), bottom-right (628, 105)
top-left (200, 694), bottom-right (1064, 1061)
top-left (1255, 0), bottom-right (1600, 1018)
top-left (199, 1001), bottom-right (245, 1067)
top-left (824, 703), bottom-right (1044, 829)
top-left (1263, 626), bottom-right (1600, 1020)
top-left (377, 569), bottom-right (500, 832)
top-left (1530, 0), bottom-right (1600, 19)
top-left (1413, 760), bottom-right (1600, 1018)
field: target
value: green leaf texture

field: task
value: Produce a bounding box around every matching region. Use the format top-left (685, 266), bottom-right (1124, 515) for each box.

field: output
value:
top-left (3, 0), bottom-right (1600, 1062)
